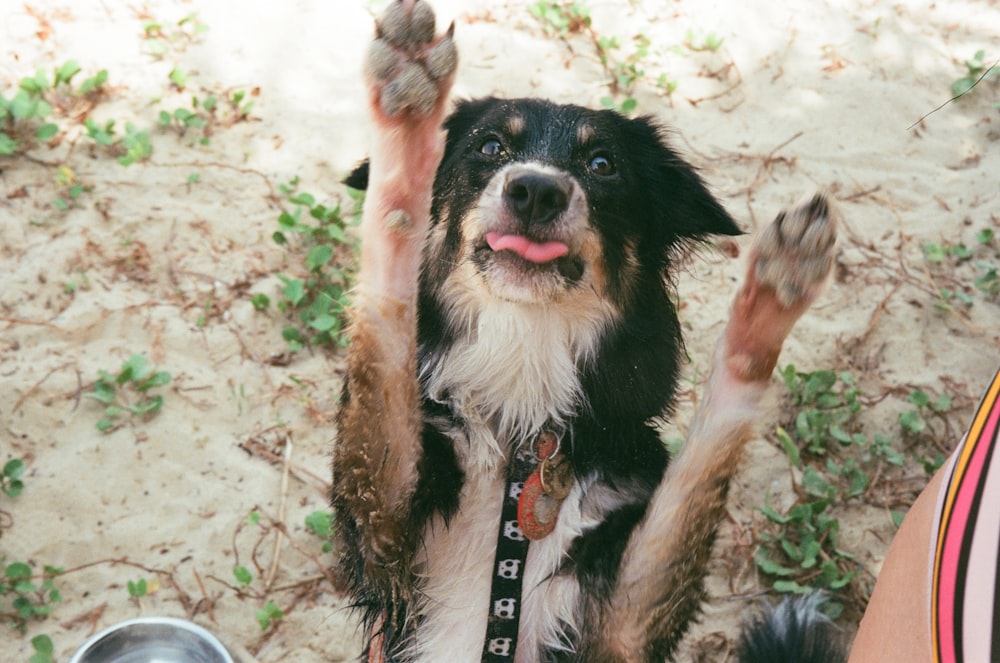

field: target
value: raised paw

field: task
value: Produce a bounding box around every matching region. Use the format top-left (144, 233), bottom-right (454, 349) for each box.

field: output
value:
top-left (723, 193), bottom-right (839, 382)
top-left (365, 0), bottom-right (458, 118)
top-left (752, 192), bottom-right (838, 309)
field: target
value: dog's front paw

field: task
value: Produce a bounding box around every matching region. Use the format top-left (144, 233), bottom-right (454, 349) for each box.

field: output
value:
top-left (752, 193), bottom-right (838, 310)
top-left (365, 0), bottom-right (457, 119)
top-left (724, 193), bottom-right (838, 382)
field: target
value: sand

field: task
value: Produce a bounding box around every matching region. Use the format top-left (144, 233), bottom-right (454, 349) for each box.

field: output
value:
top-left (2, 0), bottom-right (998, 660)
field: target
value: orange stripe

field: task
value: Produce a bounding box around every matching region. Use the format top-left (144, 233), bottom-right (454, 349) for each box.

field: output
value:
top-left (930, 369), bottom-right (1000, 661)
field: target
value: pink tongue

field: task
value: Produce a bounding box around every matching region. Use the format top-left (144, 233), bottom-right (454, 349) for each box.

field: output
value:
top-left (486, 232), bottom-right (569, 264)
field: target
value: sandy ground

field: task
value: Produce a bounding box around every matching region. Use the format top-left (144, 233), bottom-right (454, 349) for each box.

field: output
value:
top-left (2, 0), bottom-right (998, 660)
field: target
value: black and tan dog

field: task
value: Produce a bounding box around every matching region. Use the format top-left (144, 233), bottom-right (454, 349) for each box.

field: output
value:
top-left (332, 2), bottom-right (841, 661)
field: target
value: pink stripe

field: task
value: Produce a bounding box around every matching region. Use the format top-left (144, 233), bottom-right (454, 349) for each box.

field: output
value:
top-left (937, 399), bottom-right (1000, 661)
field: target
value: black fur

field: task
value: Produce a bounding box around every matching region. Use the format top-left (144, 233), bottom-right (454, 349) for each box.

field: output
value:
top-left (338, 98), bottom-right (743, 660)
top-left (737, 596), bottom-right (848, 663)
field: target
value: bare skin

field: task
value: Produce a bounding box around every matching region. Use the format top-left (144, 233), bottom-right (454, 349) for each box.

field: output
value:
top-left (847, 465), bottom-right (944, 663)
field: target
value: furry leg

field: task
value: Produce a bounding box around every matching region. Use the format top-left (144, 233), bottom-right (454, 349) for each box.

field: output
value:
top-left (597, 193), bottom-right (839, 660)
top-left (332, 0), bottom-right (457, 611)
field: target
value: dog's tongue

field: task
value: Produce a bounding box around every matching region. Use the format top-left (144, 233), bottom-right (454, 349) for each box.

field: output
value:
top-left (486, 232), bottom-right (569, 264)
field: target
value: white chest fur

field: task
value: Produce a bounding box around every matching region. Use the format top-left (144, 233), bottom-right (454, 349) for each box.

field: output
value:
top-left (409, 446), bottom-right (590, 663)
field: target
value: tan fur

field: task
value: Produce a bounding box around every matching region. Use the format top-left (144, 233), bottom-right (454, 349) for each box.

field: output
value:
top-left (334, 2), bottom-right (837, 659)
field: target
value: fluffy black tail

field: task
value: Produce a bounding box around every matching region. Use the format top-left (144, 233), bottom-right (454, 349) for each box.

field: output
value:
top-left (736, 594), bottom-right (847, 663)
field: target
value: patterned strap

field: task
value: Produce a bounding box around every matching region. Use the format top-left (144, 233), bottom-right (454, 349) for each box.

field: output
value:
top-left (481, 447), bottom-right (535, 661)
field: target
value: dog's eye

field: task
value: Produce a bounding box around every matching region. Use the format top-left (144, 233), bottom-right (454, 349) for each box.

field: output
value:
top-left (480, 138), bottom-right (504, 157)
top-left (588, 153), bottom-right (615, 176)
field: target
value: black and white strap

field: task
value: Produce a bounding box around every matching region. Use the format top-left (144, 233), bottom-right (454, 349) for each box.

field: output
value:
top-left (481, 446), bottom-right (535, 661)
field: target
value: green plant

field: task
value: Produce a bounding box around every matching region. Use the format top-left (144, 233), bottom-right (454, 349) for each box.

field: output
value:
top-left (755, 366), bottom-right (923, 617)
top-left (255, 600), bottom-right (283, 630)
top-left (158, 90), bottom-right (255, 146)
top-left (1, 562), bottom-right (64, 631)
top-left (30, 634), bottom-right (55, 663)
top-left (86, 354), bottom-right (171, 432)
top-left (684, 28), bottom-right (725, 52)
top-left (53, 165), bottom-right (91, 211)
top-left (0, 81), bottom-right (56, 157)
top-left (256, 179), bottom-right (359, 351)
top-left (142, 12), bottom-right (209, 59)
top-left (233, 565), bottom-right (253, 587)
top-left (305, 510), bottom-right (334, 553)
top-left (922, 230), bottom-right (1000, 309)
top-left (1, 459), bottom-right (24, 499)
top-left (754, 496), bottom-right (858, 619)
top-left (127, 578), bottom-right (148, 599)
top-left (899, 389), bottom-right (951, 436)
top-left (1, 60), bottom-right (110, 156)
top-left (529, 1), bottom-right (591, 36)
top-left (778, 365), bottom-right (863, 455)
top-left (951, 49), bottom-right (998, 100)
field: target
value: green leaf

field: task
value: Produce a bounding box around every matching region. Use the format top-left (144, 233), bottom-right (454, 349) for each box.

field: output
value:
top-left (776, 427), bottom-right (800, 467)
top-left (256, 601), bottom-right (284, 630)
top-left (754, 550), bottom-right (794, 577)
top-left (306, 244), bottom-right (334, 271)
top-left (772, 579), bottom-right (810, 594)
top-left (88, 379), bottom-right (116, 404)
top-left (908, 390), bottom-right (930, 408)
top-left (305, 510), bottom-right (333, 538)
top-left (129, 395), bottom-right (164, 415)
top-left (169, 66), bottom-right (188, 89)
top-left (900, 410), bottom-right (926, 434)
top-left (31, 634), bottom-right (54, 654)
top-left (952, 76), bottom-right (977, 98)
top-left (288, 192), bottom-right (316, 207)
top-left (283, 279), bottom-right (305, 306)
top-left (308, 314), bottom-right (339, 332)
top-left (78, 69), bottom-right (109, 94)
top-left (0, 132), bottom-right (17, 155)
top-left (127, 578), bottom-right (148, 597)
top-left (138, 370), bottom-right (171, 391)
top-left (233, 565), bottom-right (253, 586)
top-left (3, 458), bottom-right (25, 480)
top-left (35, 123), bottom-right (59, 141)
top-left (54, 61), bottom-right (81, 86)
top-left (250, 293), bottom-right (271, 311)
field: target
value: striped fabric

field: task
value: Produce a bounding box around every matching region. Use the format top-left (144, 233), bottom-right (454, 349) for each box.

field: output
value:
top-left (931, 368), bottom-right (1000, 663)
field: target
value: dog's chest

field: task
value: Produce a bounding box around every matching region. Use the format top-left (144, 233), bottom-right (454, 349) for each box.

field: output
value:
top-left (409, 428), bottom-right (585, 663)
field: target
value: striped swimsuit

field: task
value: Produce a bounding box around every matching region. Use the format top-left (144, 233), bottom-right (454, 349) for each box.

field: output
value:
top-left (931, 368), bottom-right (1000, 662)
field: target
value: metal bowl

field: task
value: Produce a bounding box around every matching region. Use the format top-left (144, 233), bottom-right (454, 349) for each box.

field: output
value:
top-left (68, 616), bottom-right (234, 663)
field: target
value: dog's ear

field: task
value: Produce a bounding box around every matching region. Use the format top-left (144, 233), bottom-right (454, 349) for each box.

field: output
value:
top-left (343, 160), bottom-right (370, 191)
top-left (629, 116), bottom-right (742, 242)
top-left (659, 154), bottom-right (742, 240)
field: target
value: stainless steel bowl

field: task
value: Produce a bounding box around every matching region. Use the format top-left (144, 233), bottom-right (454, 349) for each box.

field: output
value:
top-left (68, 616), bottom-right (234, 663)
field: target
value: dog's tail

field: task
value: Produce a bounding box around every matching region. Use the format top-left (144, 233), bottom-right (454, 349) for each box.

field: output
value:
top-left (735, 594), bottom-right (848, 663)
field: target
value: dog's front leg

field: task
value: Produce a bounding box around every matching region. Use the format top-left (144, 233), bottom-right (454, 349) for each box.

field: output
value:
top-left (332, 0), bottom-right (456, 603)
top-left (600, 194), bottom-right (839, 661)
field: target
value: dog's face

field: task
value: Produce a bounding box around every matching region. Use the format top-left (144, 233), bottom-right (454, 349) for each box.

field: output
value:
top-left (424, 98), bottom-right (740, 312)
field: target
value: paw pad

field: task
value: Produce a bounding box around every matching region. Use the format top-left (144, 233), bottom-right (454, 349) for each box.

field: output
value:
top-left (753, 193), bottom-right (838, 309)
top-left (365, 0), bottom-right (457, 118)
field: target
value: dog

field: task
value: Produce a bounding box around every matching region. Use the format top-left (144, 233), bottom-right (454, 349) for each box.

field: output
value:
top-left (331, 2), bottom-right (842, 661)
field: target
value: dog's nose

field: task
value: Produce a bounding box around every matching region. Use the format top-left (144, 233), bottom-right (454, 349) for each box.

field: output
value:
top-left (503, 172), bottom-right (571, 226)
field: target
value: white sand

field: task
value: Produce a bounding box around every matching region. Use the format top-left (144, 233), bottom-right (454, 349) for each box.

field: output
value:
top-left (2, 0), bottom-right (998, 660)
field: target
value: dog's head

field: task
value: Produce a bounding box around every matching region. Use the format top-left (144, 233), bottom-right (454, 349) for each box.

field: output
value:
top-left (421, 98), bottom-right (739, 308)
top-left (347, 97), bottom-right (740, 435)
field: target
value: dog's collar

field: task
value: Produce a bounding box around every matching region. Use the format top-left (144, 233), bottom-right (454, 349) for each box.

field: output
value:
top-left (481, 431), bottom-right (574, 661)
